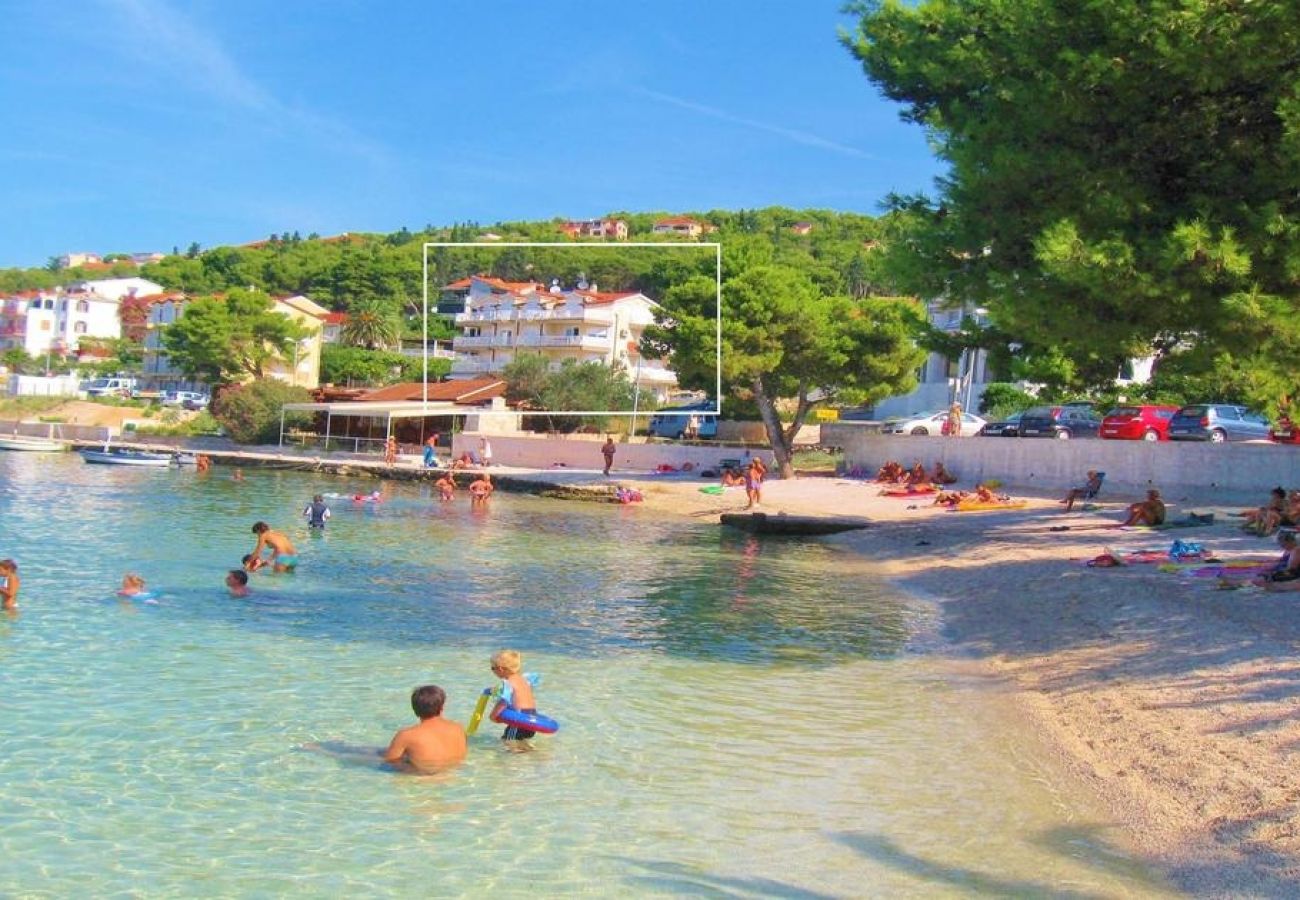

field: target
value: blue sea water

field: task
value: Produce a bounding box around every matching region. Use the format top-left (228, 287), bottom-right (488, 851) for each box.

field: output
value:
top-left (0, 454), bottom-right (1171, 897)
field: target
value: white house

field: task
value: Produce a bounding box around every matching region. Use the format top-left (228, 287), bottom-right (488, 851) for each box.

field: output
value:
top-left (0, 276), bottom-right (163, 358)
top-left (448, 275), bottom-right (677, 401)
top-left (560, 219), bottom-right (629, 240)
top-left (651, 216), bottom-right (705, 238)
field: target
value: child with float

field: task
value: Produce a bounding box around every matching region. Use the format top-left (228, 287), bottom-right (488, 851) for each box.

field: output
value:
top-left (466, 648), bottom-right (558, 741)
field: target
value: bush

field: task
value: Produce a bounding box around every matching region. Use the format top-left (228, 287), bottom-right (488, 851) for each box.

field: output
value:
top-left (133, 410), bottom-right (223, 437)
top-left (212, 380), bottom-right (313, 444)
top-left (978, 382), bottom-right (1037, 416)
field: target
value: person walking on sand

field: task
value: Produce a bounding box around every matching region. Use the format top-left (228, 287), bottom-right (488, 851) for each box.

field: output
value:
top-left (0, 559), bottom-right (19, 610)
top-left (601, 436), bottom-right (616, 476)
top-left (744, 458), bottom-right (764, 510)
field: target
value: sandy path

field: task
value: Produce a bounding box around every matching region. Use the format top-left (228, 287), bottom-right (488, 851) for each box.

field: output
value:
top-left (613, 472), bottom-right (1300, 896)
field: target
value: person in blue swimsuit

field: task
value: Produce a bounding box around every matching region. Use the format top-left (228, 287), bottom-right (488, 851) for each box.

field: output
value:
top-left (302, 494), bottom-right (331, 530)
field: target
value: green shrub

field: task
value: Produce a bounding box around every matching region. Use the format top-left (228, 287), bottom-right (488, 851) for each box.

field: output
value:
top-left (978, 382), bottom-right (1037, 416)
top-left (211, 380), bottom-right (313, 444)
top-left (132, 410), bottom-right (223, 437)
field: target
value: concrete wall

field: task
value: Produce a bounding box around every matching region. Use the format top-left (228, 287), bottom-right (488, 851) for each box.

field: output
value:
top-left (825, 426), bottom-right (1300, 500)
top-left (0, 419), bottom-right (111, 442)
top-left (451, 432), bottom-right (771, 472)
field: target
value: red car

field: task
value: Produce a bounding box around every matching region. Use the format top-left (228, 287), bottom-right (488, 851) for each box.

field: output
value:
top-left (1099, 404), bottom-right (1181, 441)
top-left (1271, 416), bottom-right (1300, 444)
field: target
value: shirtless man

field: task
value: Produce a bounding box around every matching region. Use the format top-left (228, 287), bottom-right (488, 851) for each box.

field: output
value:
top-left (250, 521), bottom-right (298, 572)
top-left (435, 471), bottom-right (456, 501)
top-left (383, 685), bottom-right (468, 773)
top-left (1121, 489), bottom-right (1166, 527)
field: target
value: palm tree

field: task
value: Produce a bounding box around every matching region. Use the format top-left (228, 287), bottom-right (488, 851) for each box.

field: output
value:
top-left (341, 297), bottom-right (401, 351)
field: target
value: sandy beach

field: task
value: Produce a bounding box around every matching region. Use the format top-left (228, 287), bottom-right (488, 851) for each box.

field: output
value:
top-left (612, 470), bottom-right (1300, 896)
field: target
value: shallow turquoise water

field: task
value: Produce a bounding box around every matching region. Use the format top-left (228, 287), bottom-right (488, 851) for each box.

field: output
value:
top-left (0, 454), bottom-right (1172, 897)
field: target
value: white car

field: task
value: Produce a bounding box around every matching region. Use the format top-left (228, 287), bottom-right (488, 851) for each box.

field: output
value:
top-left (163, 390), bottom-right (210, 410)
top-left (883, 410), bottom-right (987, 437)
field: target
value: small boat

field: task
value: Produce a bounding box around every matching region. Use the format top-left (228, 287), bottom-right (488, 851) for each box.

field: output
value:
top-left (79, 448), bottom-right (175, 467)
top-left (0, 435), bottom-right (66, 452)
top-left (720, 512), bottom-right (870, 536)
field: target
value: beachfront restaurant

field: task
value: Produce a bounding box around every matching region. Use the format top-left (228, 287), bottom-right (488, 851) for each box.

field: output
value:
top-left (278, 378), bottom-right (509, 454)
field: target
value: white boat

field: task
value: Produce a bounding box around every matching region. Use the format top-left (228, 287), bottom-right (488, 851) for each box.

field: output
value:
top-left (79, 448), bottom-right (175, 467)
top-left (0, 435), bottom-right (66, 452)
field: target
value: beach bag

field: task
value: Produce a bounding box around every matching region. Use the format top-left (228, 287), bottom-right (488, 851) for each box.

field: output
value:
top-left (1169, 539), bottom-right (1206, 561)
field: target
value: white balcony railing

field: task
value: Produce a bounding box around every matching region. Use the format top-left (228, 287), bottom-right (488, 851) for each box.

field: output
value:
top-left (455, 308), bottom-right (614, 325)
top-left (517, 334), bottom-right (611, 350)
top-left (453, 335), bottom-right (514, 349)
top-left (448, 357), bottom-right (496, 373)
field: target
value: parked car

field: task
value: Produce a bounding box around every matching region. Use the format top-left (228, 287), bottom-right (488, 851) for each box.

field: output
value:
top-left (647, 403), bottom-right (718, 439)
top-left (1167, 404), bottom-right (1272, 443)
top-left (1271, 416), bottom-right (1300, 444)
top-left (978, 411), bottom-right (1023, 437)
top-left (882, 410), bottom-right (986, 437)
top-left (83, 376), bottom-right (137, 398)
top-left (1018, 404), bottom-right (1103, 439)
top-left (1099, 405), bottom-right (1181, 441)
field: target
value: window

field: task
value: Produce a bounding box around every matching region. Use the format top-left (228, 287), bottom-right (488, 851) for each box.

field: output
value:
top-left (465, 327), bottom-right (480, 337)
top-left (944, 357), bottom-right (959, 379)
top-left (564, 327), bottom-right (579, 337)
top-left (76, 300), bottom-right (90, 313)
top-left (74, 321), bottom-right (87, 334)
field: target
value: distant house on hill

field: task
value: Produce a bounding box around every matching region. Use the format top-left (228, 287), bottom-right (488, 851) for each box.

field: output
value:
top-left (0, 277), bottom-right (163, 359)
top-left (791, 222), bottom-right (813, 235)
top-left (559, 218), bottom-right (629, 241)
top-left (652, 216), bottom-right (705, 238)
top-left (57, 252), bottom-right (101, 269)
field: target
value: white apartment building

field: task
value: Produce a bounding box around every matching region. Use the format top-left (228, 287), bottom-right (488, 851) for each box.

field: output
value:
top-left (448, 275), bottom-right (678, 401)
top-left (0, 277), bottom-right (164, 358)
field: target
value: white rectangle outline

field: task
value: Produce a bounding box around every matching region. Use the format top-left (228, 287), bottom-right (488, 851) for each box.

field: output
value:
top-left (421, 241), bottom-right (722, 417)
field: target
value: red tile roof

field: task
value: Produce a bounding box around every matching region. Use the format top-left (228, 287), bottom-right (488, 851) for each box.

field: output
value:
top-left (359, 377), bottom-right (507, 404)
top-left (322, 312), bottom-right (348, 325)
top-left (654, 216), bottom-right (702, 227)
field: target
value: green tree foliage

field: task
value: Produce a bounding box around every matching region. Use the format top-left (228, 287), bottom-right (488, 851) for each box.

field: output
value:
top-left (341, 296), bottom-right (401, 350)
top-left (320, 344), bottom-right (405, 386)
top-left (648, 263), bottom-right (926, 476)
top-left (501, 354), bottom-right (634, 432)
top-left (844, 0), bottom-right (1300, 412)
top-left (211, 379), bottom-right (313, 445)
top-left (161, 288), bottom-right (311, 385)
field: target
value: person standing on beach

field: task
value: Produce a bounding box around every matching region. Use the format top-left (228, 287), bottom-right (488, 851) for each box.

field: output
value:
top-left (423, 433), bottom-right (440, 468)
top-left (946, 401), bottom-right (963, 437)
top-left (0, 559), bottom-right (19, 610)
top-left (385, 435), bottom-right (398, 467)
top-left (383, 685), bottom-right (467, 772)
top-left (601, 436), bottom-right (616, 476)
top-left (479, 437), bottom-right (493, 467)
top-left (250, 521), bottom-right (299, 572)
top-left (744, 459), bottom-right (764, 510)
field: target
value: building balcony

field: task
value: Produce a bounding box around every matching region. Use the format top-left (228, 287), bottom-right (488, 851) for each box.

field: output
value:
top-left (449, 357), bottom-right (497, 375)
top-left (517, 334), bottom-right (612, 350)
top-left (453, 335), bottom-right (515, 349)
top-left (455, 308), bottom-right (613, 325)
top-left (632, 364), bottom-right (678, 385)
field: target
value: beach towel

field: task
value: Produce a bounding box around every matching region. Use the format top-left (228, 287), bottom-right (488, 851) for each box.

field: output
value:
top-left (699, 485), bottom-right (725, 495)
top-left (882, 486), bottom-right (938, 497)
top-left (1122, 513), bottom-right (1215, 531)
top-left (949, 500), bottom-right (1028, 512)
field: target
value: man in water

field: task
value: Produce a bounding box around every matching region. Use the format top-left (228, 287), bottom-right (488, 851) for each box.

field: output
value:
top-left (250, 521), bottom-right (299, 572)
top-left (383, 685), bottom-right (468, 773)
top-left (303, 494), bottom-right (331, 530)
top-left (225, 569), bottom-right (250, 598)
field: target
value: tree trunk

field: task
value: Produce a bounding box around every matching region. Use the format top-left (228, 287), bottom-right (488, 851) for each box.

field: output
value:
top-left (752, 375), bottom-right (795, 479)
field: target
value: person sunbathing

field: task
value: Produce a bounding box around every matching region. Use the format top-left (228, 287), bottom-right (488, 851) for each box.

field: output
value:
top-left (876, 461), bottom-right (903, 482)
top-left (934, 489), bottom-right (968, 507)
top-left (1061, 470), bottom-right (1104, 512)
top-left (1121, 489), bottom-right (1166, 527)
top-left (929, 461), bottom-right (957, 485)
top-left (905, 461), bottom-right (927, 486)
top-left (973, 484), bottom-right (998, 503)
top-left (1254, 531), bottom-right (1300, 590)
top-left (720, 467), bottom-right (745, 487)
top-left (1242, 487), bottom-right (1289, 536)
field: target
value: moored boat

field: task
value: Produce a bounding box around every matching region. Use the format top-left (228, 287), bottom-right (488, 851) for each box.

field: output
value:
top-left (0, 436), bottom-right (67, 452)
top-left (720, 512), bottom-right (870, 536)
top-left (79, 448), bottom-right (175, 467)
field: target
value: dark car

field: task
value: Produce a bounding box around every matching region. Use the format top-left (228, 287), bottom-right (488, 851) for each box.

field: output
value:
top-left (1017, 404), bottom-right (1102, 439)
top-left (1099, 405), bottom-right (1180, 441)
top-left (1167, 404), bottom-right (1272, 443)
top-left (978, 411), bottom-right (1023, 437)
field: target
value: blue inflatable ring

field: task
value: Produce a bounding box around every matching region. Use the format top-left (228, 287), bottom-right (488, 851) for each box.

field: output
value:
top-left (496, 708), bottom-right (559, 734)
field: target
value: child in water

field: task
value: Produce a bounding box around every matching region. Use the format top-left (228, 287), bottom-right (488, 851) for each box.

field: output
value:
top-left (118, 573), bottom-right (147, 597)
top-left (488, 649), bottom-right (538, 742)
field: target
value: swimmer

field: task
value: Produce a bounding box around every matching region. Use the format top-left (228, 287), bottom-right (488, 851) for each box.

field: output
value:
top-left (469, 472), bottom-right (494, 503)
top-left (352, 490), bottom-right (382, 503)
top-left (250, 521), bottom-right (298, 572)
top-left (435, 471), bottom-right (456, 501)
top-left (383, 685), bottom-right (468, 773)
top-left (225, 569), bottom-right (250, 598)
top-left (0, 559), bottom-right (19, 610)
top-left (303, 494), bottom-right (331, 529)
top-left (488, 649), bottom-right (538, 743)
top-left (118, 573), bottom-right (148, 597)
top-left (232, 468), bottom-right (245, 482)
top-left (242, 554), bottom-right (268, 573)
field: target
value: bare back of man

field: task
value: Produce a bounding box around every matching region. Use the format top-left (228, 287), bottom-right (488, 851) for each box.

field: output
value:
top-left (383, 717), bottom-right (467, 773)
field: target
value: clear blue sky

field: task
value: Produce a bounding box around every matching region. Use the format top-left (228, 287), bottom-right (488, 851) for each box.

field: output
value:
top-left (0, 1), bottom-right (944, 267)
